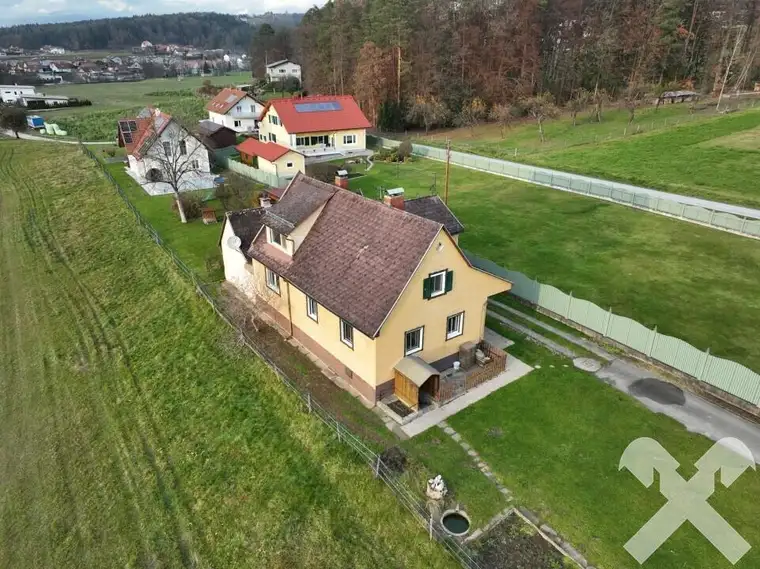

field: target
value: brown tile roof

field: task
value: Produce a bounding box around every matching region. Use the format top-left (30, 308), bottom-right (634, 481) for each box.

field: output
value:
top-left (206, 88), bottom-right (249, 115)
top-left (404, 196), bottom-right (465, 236)
top-left (247, 173), bottom-right (442, 338)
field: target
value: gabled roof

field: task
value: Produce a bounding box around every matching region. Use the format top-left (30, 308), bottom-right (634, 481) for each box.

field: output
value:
top-left (118, 107), bottom-right (174, 159)
top-left (223, 208), bottom-right (266, 258)
top-left (247, 173), bottom-right (442, 338)
top-left (404, 196), bottom-right (465, 236)
top-left (266, 59), bottom-right (296, 68)
top-left (206, 88), bottom-right (258, 115)
top-left (260, 95), bottom-right (372, 134)
top-left (235, 138), bottom-right (298, 163)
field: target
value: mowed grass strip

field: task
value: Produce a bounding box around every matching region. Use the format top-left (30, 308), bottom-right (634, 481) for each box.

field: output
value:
top-left (350, 159), bottom-right (760, 374)
top-left (447, 325), bottom-right (760, 569)
top-left (529, 109), bottom-right (760, 208)
top-left (0, 141), bottom-right (455, 569)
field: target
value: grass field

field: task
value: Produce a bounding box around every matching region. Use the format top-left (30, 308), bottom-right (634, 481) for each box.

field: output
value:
top-left (453, 321), bottom-right (760, 569)
top-left (0, 141), bottom-right (457, 569)
top-left (530, 109), bottom-right (760, 209)
top-left (348, 159), bottom-right (760, 374)
top-left (33, 73), bottom-right (255, 141)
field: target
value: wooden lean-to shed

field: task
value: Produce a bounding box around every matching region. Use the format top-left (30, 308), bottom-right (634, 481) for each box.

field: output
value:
top-left (393, 356), bottom-right (440, 410)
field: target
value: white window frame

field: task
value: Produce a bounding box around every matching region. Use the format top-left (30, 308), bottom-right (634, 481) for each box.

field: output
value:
top-left (265, 268), bottom-right (280, 294)
top-left (190, 159), bottom-right (199, 169)
top-left (286, 161), bottom-right (293, 168)
top-left (162, 141), bottom-right (171, 155)
top-left (234, 119), bottom-right (242, 128)
top-left (267, 227), bottom-right (287, 249)
top-left (404, 327), bottom-right (424, 356)
top-left (446, 312), bottom-right (464, 340)
top-left (430, 270), bottom-right (446, 298)
top-left (340, 319), bottom-right (354, 348)
top-left (306, 296), bottom-right (318, 321)
top-left (235, 105), bottom-right (242, 113)
top-left (343, 134), bottom-right (356, 145)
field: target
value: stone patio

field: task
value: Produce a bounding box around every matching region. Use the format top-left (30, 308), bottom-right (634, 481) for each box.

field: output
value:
top-left (125, 167), bottom-right (218, 196)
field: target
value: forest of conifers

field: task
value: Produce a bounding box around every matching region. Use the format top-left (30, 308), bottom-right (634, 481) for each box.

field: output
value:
top-left (287, 0), bottom-right (760, 129)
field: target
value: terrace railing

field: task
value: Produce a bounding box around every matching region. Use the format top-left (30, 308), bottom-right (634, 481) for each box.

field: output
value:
top-left (79, 143), bottom-right (484, 569)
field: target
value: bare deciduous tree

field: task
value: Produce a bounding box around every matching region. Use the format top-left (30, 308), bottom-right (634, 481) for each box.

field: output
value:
top-left (488, 103), bottom-right (516, 139)
top-left (566, 89), bottom-right (591, 127)
top-left (406, 95), bottom-right (450, 134)
top-left (521, 93), bottom-right (559, 143)
top-left (143, 113), bottom-right (208, 224)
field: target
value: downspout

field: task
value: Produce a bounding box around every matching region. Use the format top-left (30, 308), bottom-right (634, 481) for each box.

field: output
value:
top-left (285, 278), bottom-right (294, 339)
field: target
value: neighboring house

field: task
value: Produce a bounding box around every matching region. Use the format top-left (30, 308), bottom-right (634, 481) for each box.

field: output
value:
top-left (197, 120), bottom-right (237, 150)
top-left (0, 84), bottom-right (36, 104)
top-left (265, 59), bottom-right (301, 83)
top-left (220, 173), bottom-right (511, 406)
top-left (20, 94), bottom-right (70, 107)
top-left (236, 138), bottom-right (305, 179)
top-left (257, 95), bottom-right (371, 158)
top-left (118, 107), bottom-right (211, 185)
top-left (207, 87), bottom-right (264, 134)
top-left (50, 62), bottom-right (74, 74)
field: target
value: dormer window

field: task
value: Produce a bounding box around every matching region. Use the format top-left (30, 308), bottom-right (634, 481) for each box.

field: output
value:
top-left (267, 227), bottom-right (287, 249)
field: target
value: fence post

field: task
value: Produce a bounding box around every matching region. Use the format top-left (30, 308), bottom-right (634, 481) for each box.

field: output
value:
top-left (604, 307), bottom-right (613, 337)
top-left (336, 420), bottom-right (342, 443)
top-left (374, 456), bottom-right (381, 478)
top-left (307, 392), bottom-right (312, 414)
top-left (740, 217), bottom-right (748, 234)
top-left (565, 291), bottom-right (573, 319)
top-left (514, 148), bottom-right (518, 158)
top-left (698, 348), bottom-right (711, 381)
top-left (680, 203), bottom-right (687, 218)
top-left (646, 326), bottom-right (658, 357)
top-left (429, 515), bottom-right (434, 541)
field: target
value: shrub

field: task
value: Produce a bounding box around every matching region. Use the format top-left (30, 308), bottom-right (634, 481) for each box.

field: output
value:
top-left (171, 194), bottom-right (203, 220)
top-left (306, 162), bottom-right (340, 183)
top-left (397, 139), bottom-right (413, 161)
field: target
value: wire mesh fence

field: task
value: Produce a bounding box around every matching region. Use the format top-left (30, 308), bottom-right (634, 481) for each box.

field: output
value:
top-left (78, 143), bottom-right (483, 569)
top-left (372, 136), bottom-right (760, 240)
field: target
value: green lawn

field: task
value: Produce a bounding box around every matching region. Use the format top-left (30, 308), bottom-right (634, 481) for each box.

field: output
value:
top-left (349, 159), bottom-right (760, 374)
top-left (0, 140), bottom-right (457, 569)
top-left (530, 109), bottom-right (760, 209)
top-left (449, 322), bottom-right (760, 569)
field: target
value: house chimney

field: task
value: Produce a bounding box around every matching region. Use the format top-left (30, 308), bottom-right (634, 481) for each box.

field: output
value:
top-left (335, 169), bottom-right (349, 190)
top-left (383, 188), bottom-right (405, 210)
top-left (383, 195), bottom-right (405, 210)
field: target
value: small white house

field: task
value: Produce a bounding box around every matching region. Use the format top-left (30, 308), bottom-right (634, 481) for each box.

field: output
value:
top-left (120, 109), bottom-right (212, 191)
top-left (265, 59), bottom-right (301, 83)
top-left (206, 88), bottom-right (264, 134)
top-left (0, 85), bottom-right (37, 104)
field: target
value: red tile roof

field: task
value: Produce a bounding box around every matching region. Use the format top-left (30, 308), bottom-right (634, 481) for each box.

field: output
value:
top-left (118, 107), bottom-right (173, 159)
top-left (236, 138), bottom-right (295, 163)
top-left (261, 95), bottom-right (372, 134)
top-left (206, 88), bottom-right (248, 115)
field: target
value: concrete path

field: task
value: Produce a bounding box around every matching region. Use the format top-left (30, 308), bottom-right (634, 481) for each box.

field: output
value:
top-left (494, 302), bottom-right (760, 463)
top-left (2, 129), bottom-right (112, 145)
top-left (401, 355), bottom-right (533, 437)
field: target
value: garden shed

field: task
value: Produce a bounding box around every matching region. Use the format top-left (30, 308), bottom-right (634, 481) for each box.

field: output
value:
top-left (393, 356), bottom-right (440, 411)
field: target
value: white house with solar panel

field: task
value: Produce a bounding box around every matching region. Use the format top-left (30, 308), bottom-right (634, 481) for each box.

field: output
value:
top-left (118, 107), bottom-right (212, 194)
top-left (206, 88), bottom-right (265, 134)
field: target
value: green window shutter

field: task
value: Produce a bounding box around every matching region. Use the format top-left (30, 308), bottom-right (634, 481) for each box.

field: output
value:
top-left (423, 277), bottom-right (432, 299)
top-left (445, 270), bottom-right (454, 293)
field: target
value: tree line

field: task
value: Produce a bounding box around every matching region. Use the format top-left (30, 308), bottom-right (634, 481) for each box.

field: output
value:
top-left (292, 0), bottom-right (760, 131)
top-left (0, 13), bottom-right (263, 51)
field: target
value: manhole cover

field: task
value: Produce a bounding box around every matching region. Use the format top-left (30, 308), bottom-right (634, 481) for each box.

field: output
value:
top-left (573, 357), bottom-right (602, 372)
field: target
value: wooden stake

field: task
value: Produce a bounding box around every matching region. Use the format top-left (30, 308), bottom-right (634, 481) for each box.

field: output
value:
top-left (444, 138), bottom-right (451, 205)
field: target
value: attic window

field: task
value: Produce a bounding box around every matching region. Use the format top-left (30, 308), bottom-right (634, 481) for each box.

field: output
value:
top-left (423, 270), bottom-right (453, 299)
top-left (267, 227), bottom-right (287, 249)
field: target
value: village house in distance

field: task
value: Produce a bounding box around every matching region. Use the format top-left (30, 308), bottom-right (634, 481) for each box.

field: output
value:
top-left (221, 174), bottom-right (512, 416)
top-left (265, 59), bottom-right (301, 83)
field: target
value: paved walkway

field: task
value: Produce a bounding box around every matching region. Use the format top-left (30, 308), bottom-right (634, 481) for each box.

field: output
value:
top-left (400, 355), bottom-right (533, 437)
top-left (2, 129), bottom-right (111, 145)
top-left (492, 302), bottom-right (760, 463)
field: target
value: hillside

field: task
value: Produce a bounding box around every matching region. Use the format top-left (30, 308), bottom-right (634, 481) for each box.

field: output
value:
top-left (0, 12), bottom-right (300, 51)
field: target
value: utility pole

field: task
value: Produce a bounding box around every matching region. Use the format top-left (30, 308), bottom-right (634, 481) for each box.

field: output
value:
top-left (444, 138), bottom-right (451, 205)
top-left (397, 45), bottom-right (402, 104)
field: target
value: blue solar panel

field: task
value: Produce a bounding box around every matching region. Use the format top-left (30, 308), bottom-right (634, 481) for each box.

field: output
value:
top-left (294, 101), bottom-right (342, 113)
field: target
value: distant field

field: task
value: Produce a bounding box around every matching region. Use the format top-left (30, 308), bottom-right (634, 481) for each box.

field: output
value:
top-left (529, 109), bottom-right (760, 208)
top-left (0, 141), bottom-right (456, 569)
top-left (42, 73), bottom-right (253, 109)
top-left (348, 158), bottom-right (760, 374)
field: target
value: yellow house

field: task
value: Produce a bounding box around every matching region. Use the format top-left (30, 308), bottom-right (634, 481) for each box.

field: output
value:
top-left (257, 95), bottom-right (371, 157)
top-left (220, 173), bottom-right (511, 407)
top-left (236, 137), bottom-right (305, 178)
